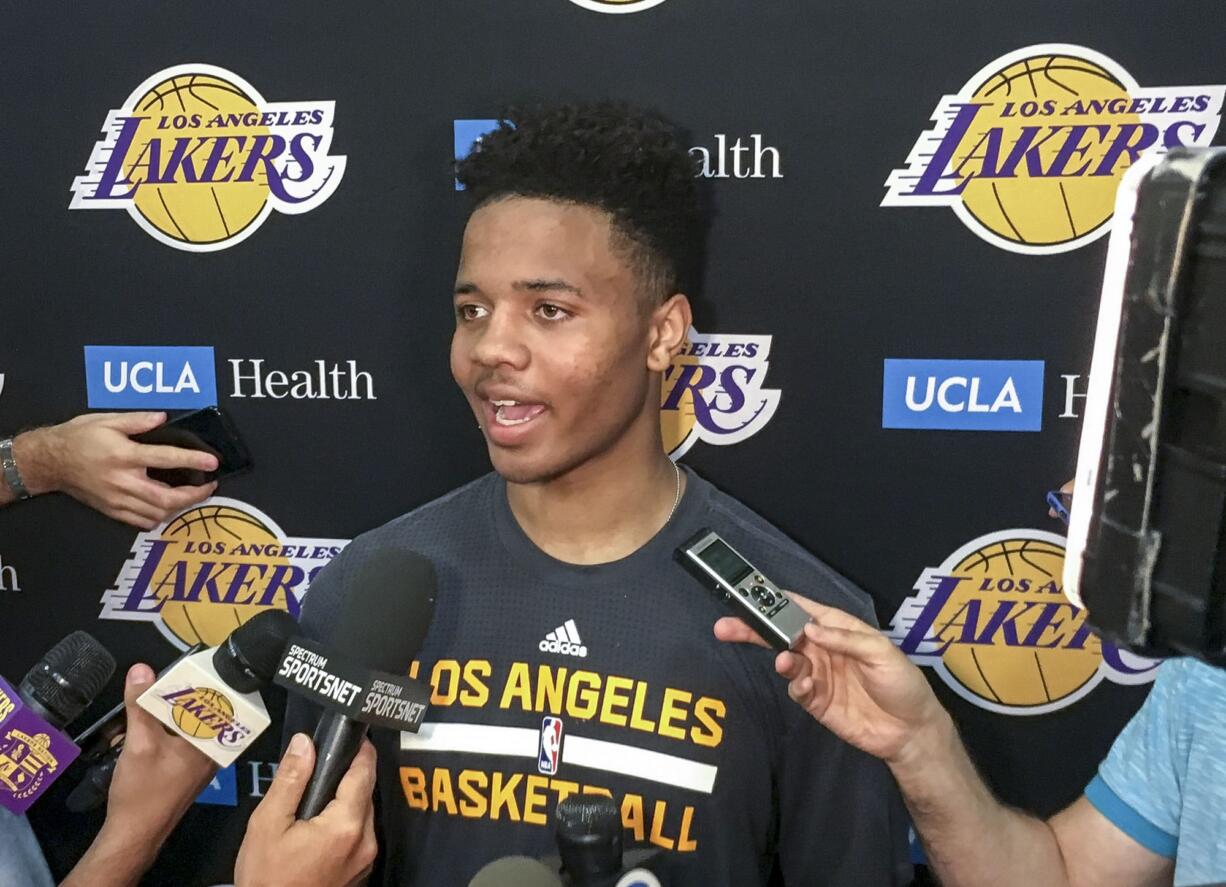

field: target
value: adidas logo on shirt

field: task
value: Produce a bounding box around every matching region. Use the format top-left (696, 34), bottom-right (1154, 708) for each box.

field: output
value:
top-left (539, 619), bottom-right (588, 658)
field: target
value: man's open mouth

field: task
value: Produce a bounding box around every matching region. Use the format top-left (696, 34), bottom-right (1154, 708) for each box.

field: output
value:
top-left (490, 399), bottom-right (547, 427)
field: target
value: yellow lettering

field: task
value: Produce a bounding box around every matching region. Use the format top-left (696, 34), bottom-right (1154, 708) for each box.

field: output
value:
top-left (499, 663), bottom-right (532, 711)
top-left (658, 688), bottom-right (692, 740)
top-left (677, 805), bottom-right (698, 852)
top-left (691, 696), bottom-right (726, 748)
top-left (523, 775), bottom-right (550, 825)
top-left (648, 800), bottom-right (675, 850)
top-left (621, 793), bottom-right (646, 842)
top-left (431, 767), bottom-right (457, 815)
top-left (551, 778), bottom-right (580, 806)
top-left (399, 766), bottom-right (427, 810)
top-left (460, 660), bottom-right (491, 707)
top-left (489, 772), bottom-right (522, 820)
top-left (599, 675), bottom-right (633, 727)
top-left (629, 681), bottom-right (656, 731)
top-left (431, 660), bottom-right (460, 706)
top-left (536, 664), bottom-right (568, 713)
top-left (457, 769), bottom-right (488, 818)
top-left (567, 670), bottom-right (600, 719)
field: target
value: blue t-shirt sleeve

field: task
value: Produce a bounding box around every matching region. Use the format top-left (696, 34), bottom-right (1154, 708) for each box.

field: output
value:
top-left (1086, 660), bottom-right (1187, 858)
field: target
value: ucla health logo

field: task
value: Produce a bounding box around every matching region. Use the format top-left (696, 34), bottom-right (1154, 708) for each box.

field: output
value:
top-left (883, 45), bottom-right (1223, 253)
top-left (70, 65), bottom-right (346, 251)
top-left (197, 763), bottom-right (238, 806)
top-left (661, 327), bottom-right (780, 459)
top-left (882, 359), bottom-right (1043, 432)
top-left (85, 345), bottom-right (217, 409)
top-left (100, 497), bottom-right (347, 650)
top-left (889, 530), bottom-right (1158, 715)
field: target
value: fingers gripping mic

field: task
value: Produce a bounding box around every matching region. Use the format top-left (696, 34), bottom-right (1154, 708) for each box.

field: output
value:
top-left (67, 610), bottom-right (296, 812)
top-left (290, 548), bottom-right (437, 819)
top-left (0, 631), bottom-right (116, 812)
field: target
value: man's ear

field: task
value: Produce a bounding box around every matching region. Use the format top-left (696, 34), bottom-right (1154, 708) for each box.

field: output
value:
top-left (647, 293), bottom-right (692, 373)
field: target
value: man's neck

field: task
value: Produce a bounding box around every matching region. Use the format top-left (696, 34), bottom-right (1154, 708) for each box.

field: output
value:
top-left (506, 430), bottom-right (685, 566)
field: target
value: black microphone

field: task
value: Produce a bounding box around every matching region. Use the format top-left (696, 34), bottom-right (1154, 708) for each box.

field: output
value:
top-left (17, 632), bottom-right (116, 731)
top-left (551, 795), bottom-right (664, 887)
top-left (557, 794), bottom-right (623, 884)
top-left (294, 548), bottom-right (437, 819)
top-left (0, 631), bottom-right (115, 813)
top-left (66, 609), bottom-right (297, 812)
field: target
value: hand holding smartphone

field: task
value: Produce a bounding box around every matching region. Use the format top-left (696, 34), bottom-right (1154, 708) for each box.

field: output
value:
top-left (131, 406), bottom-right (253, 487)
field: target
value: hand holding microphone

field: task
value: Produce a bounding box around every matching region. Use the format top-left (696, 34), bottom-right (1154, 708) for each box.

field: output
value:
top-left (59, 663), bottom-right (218, 887)
top-left (234, 734), bottom-right (377, 887)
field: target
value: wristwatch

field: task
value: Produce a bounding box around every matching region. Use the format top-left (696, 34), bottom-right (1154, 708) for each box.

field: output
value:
top-left (0, 436), bottom-right (31, 500)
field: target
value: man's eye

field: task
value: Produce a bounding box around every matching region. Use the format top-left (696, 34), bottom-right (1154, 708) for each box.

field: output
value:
top-left (457, 304), bottom-right (487, 321)
top-left (537, 303), bottom-right (570, 321)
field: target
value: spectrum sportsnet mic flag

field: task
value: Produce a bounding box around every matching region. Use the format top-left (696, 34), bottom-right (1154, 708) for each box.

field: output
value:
top-left (0, 677), bottom-right (80, 814)
top-left (274, 638), bottom-right (430, 733)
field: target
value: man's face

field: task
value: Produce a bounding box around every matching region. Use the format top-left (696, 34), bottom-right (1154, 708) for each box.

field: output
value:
top-left (451, 196), bottom-right (656, 484)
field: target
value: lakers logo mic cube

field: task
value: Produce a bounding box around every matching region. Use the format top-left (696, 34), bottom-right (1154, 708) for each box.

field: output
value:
top-left (138, 649), bottom-right (270, 767)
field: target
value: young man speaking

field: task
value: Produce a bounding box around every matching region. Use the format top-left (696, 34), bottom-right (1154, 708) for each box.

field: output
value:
top-left (273, 102), bottom-right (910, 886)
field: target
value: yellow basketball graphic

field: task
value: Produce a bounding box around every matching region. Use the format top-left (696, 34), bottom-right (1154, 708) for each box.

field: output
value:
top-left (170, 688), bottom-right (234, 739)
top-left (149, 504), bottom-right (293, 648)
top-left (125, 73), bottom-right (270, 246)
top-left (934, 537), bottom-right (1100, 708)
top-left (71, 64), bottom-right (346, 252)
top-left (958, 54), bottom-right (1137, 248)
top-left (882, 45), bottom-right (1225, 254)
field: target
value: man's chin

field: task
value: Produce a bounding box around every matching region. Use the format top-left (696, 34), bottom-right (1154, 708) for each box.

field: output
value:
top-left (487, 446), bottom-right (571, 486)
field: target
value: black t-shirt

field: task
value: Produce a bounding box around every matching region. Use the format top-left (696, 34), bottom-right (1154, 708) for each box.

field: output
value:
top-left (285, 467), bottom-right (911, 886)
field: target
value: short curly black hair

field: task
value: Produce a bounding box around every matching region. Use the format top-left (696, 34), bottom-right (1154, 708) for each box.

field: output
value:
top-left (455, 101), bottom-right (704, 308)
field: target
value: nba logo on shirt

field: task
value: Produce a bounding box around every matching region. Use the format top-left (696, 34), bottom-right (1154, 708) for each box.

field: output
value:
top-left (538, 716), bottom-right (563, 775)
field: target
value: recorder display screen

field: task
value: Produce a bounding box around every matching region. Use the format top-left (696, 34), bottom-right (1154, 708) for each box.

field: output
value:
top-left (698, 539), bottom-right (753, 585)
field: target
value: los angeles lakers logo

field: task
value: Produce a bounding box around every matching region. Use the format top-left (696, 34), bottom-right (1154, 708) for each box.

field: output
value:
top-left (566, 0), bottom-right (670, 12)
top-left (888, 530), bottom-right (1158, 715)
top-left (660, 326), bottom-right (780, 460)
top-left (100, 498), bottom-right (347, 650)
top-left (70, 65), bottom-right (346, 251)
top-left (160, 687), bottom-right (246, 746)
top-left (883, 45), bottom-right (1224, 254)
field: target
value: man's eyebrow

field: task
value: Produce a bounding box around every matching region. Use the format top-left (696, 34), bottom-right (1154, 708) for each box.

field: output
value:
top-left (513, 279), bottom-right (584, 297)
top-left (453, 281), bottom-right (479, 296)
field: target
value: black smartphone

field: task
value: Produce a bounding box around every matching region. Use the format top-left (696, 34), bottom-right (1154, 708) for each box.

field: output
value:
top-left (130, 405), bottom-right (253, 487)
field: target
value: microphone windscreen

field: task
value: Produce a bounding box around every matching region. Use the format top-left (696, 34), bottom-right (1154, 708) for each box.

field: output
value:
top-left (19, 631), bottom-right (116, 728)
top-left (556, 793), bottom-right (623, 879)
top-left (332, 548), bottom-right (437, 673)
top-left (469, 857), bottom-right (564, 887)
top-left (214, 607), bottom-right (300, 693)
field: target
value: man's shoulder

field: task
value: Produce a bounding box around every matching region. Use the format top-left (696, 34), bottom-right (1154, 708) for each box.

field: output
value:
top-left (298, 474), bottom-right (495, 630)
top-left (348, 472), bottom-right (497, 557)
top-left (695, 473), bottom-right (877, 624)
